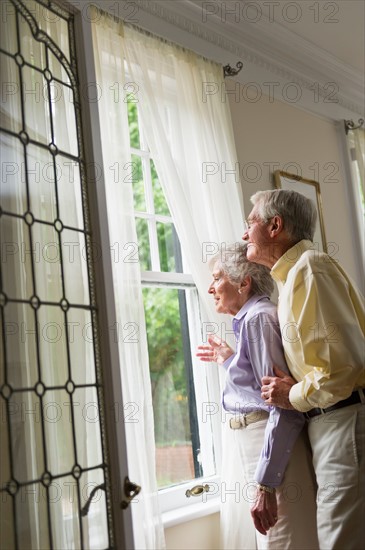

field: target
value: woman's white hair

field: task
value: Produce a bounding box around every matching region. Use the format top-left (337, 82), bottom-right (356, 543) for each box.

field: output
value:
top-left (209, 242), bottom-right (274, 296)
top-left (251, 189), bottom-right (317, 243)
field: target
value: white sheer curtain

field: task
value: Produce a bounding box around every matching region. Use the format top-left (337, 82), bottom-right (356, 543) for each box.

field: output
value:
top-left (123, 27), bottom-right (245, 319)
top-left (123, 25), bottom-right (246, 476)
top-left (91, 15), bottom-right (165, 550)
top-left (92, 13), bottom-right (246, 550)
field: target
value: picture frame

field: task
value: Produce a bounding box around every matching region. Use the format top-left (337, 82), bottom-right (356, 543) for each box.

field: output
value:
top-left (274, 170), bottom-right (327, 253)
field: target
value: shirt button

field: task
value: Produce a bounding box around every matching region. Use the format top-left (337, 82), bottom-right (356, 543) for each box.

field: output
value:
top-left (277, 473), bottom-right (281, 478)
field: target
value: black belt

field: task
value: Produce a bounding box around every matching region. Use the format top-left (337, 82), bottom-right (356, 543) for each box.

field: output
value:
top-left (304, 390), bottom-right (364, 419)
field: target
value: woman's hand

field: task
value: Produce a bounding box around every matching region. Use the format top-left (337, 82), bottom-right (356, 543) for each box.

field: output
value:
top-left (196, 335), bottom-right (234, 365)
top-left (250, 487), bottom-right (278, 536)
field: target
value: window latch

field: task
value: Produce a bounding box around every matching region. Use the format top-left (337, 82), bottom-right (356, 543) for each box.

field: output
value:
top-left (185, 484), bottom-right (210, 498)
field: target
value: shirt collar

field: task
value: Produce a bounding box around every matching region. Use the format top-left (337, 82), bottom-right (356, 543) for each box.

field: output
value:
top-left (233, 293), bottom-right (270, 322)
top-left (271, 239), bottom-right (313, 283)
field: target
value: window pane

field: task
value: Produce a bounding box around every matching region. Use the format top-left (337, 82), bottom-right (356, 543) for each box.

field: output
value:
top-left (142, 287), bottom-right (199, 488)
top-left (131, 154), bottom-right (146, 212)
top-left (127, 98), bottom-right (140, 148)
top-left (19, 14), bottom-right (46, 70)
top-left (27, 144), bottom-right (57, 223)
top-left (135, 217), bottom-right (151, 270)
top-left (151, 160), bottom-right (169, 216)
top-left (5, 303), bottom-right (38, 389)
top-left (49, 50), bottom-right (71, 86)
top-left (0, 3), bottom-right (17, 55)
top-left (57, 156), bottom-right (84, 230)
top-left (0, 216), bottom-right (33, 300)
top-left (23, 66), bottom-right (52, 145)
top-left (157, 222), bottom-right (183, 273)
top-left (0, 132), bottom-right (26, 215)
top-left (0, 53), bottom-right (22, 133)
top-left (52, 84), bottom-right (78, 156)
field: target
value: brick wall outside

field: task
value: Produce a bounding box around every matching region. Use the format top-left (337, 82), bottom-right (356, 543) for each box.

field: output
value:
top-left (156, 444), bottom-right (194, 488)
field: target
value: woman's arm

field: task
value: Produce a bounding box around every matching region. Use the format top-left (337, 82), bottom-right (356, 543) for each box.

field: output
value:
top-left (245, 309), bottom-right (305, 535)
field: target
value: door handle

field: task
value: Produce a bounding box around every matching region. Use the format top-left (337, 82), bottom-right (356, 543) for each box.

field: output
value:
top-left (121, 476), bottom-right (141, 509)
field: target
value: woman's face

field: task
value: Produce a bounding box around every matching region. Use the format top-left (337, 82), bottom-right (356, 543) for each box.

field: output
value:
top-left (208, 262), bottom-right (242, 316)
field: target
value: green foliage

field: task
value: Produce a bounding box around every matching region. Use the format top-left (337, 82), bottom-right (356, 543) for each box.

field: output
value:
top-left (151, 160), bottom-right (169, 216)
top-left (127, 98), bottom-right (140, 148)
top-left (142, 287), bottom-right (191, 446)
top-left (135, 218), bottom-right (151, 271)
top-left (157, 222), bottom-right (175, 272)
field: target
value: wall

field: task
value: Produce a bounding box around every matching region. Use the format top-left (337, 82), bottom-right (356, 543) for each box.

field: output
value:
top-left (165, 513), bottom-right (221, 550)
top-left (164, 87), bottom-right (363, 550)
top-left (226, 83), bottom-right (361, 286)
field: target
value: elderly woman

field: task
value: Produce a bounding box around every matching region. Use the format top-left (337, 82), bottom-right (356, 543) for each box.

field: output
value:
top-left (197, 243), bottom-right (318, 550)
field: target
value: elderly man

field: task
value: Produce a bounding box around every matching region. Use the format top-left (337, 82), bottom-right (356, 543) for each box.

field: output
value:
top-left (242, 189), bottom-right (365, 550)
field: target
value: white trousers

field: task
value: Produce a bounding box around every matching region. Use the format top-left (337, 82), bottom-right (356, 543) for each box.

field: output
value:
top-left (220, 416), bottom-right (319, 550)
top-left (308, 402), bottom-right (365, 550)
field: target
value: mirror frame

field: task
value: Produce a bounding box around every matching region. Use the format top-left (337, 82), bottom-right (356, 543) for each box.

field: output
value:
top-left (274, 170), bottom-right (327, 253)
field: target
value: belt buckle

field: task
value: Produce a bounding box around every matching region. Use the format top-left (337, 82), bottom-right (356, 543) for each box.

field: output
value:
top-left (229, 417), bottom-right (242, 430)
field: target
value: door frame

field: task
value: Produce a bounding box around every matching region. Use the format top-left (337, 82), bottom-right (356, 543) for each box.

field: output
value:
top-left (72, 6), bottom-right (135, 548)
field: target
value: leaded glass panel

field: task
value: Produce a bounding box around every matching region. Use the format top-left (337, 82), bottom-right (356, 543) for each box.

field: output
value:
top-left (0, 1), bottom-right (112, 547)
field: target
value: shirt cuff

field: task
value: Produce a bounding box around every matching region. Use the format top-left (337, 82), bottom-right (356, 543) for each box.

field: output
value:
top-left (289, 382), bottom-right (312, 412)
top-left (222, 355), bottom-right (234, 371)
top-left (254, 460), bottom-right (284, 488)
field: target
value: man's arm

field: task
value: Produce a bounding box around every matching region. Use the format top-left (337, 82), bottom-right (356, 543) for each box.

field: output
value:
top-left (264, 269), bottom-right (365, 411)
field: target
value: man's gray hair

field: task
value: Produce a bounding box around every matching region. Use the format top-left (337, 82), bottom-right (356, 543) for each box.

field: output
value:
top-left (251, 189), bottom-right (317, 243)
top-left (209, 242), bottom-right (274, 296)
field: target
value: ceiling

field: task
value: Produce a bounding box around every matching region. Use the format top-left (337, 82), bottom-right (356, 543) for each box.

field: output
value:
top-left (131, 0), bottom-right (365, 120)
top-left (227, 0), bottom-right (365, 73)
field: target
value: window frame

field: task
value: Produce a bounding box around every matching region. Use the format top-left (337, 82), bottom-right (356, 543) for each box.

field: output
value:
top-left (338, 122), bottom-right (365, 287)
top-left (72, 9), bottom-right (136, 548)
top-left (128, 100), bottom-right (222, 512)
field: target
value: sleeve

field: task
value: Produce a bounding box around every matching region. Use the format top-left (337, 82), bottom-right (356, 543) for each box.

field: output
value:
top-left (222, 355), bottom-right (235, 371)
top-left (245, 312), bottom-right (305, 487)
top-left (287, 271), bottom-right (365, 412)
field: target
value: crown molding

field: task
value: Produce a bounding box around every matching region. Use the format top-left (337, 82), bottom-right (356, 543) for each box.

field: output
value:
top-left (132, 0), bottom-right (364, 118)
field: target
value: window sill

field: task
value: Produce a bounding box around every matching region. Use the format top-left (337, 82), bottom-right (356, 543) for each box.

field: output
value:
top-left (162, 498), bottom-right (220, 529)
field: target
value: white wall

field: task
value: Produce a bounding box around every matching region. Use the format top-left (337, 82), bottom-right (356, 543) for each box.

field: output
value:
top-left (165, 513), bottom-right (220, 550)
top-left (226, 81), bottom-right (361, 285)
top-left (164, 86), bottom-right (363, 550)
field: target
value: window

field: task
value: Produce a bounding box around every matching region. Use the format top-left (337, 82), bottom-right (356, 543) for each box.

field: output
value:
top-left (126, 98), bottom-right (217, 491)
top-left (345, 126), bottom-right (365, 277)
top-left (347, 129), bottom-right (365, 217)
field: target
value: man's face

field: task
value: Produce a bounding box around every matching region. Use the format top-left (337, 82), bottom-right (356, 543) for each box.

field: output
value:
top-left (242, 205), bottom-right (273, 267)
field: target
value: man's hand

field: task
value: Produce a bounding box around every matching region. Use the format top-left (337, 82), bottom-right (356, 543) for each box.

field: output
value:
top-left (261, 366), bottom-right (296, 410)
top-left (250, 488), bottom-right (278, 536)
top-left (196, 335), bottom-right (234, 366)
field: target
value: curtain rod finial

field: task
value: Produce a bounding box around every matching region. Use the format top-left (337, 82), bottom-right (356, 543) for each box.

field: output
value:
top-left (223, 61), bottom-right (243, 78)
top-left (344, 118), bottom-right (364, 135)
